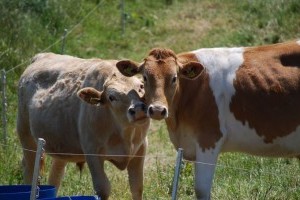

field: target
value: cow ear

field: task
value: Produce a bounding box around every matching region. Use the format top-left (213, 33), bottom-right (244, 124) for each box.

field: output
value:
top-left (179, 61), bottom-right (204, 80)
top-left (77, 87), bottom-right (104, 105)
top-left (116, 60), bottom-right (140, 77)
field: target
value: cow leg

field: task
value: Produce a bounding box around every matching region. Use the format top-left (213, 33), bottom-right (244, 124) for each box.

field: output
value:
top-left (18, 132), bottom-right (37, 184)
top-left (22, 143), bottom-right (37, 184)
top-left (17, 108), bottom-right (38, 184)
top-left (127, 143), bottom-right (146, 200)
top-left (194, 145), bottom-right (220, 200)
top-left (85, 156), bottom-right (110, 200)
top-left (48, 158), bottom-right (67, 191)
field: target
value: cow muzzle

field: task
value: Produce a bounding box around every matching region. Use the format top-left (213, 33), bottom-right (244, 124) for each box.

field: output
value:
top-left (147, 104), bottom-right (168, 120)
top-left (127, 102), bottom-right (148, 124)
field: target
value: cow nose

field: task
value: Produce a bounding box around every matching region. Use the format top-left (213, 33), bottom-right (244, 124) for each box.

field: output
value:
top-left (148, 105), bottom-right (168, 120)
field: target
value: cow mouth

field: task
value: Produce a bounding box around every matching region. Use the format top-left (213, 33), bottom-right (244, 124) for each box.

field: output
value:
top-left (136, 115), bottom-right (148, 120)
top-left (132, 115), bottom-right (149, 124)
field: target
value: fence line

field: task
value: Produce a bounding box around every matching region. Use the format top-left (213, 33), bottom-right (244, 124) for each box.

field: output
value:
top-left (6, 0), bottom-right (106, 74)
top-left (0, 142), bottom-right (172, 159)
top-left (0, 141), bottom-right (299, 180)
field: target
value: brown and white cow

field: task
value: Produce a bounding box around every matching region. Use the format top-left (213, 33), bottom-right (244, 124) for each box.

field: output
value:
top-left (116, 40), bottom-right (300, 199)
top-left (17, 53), bottom-right (150, 200)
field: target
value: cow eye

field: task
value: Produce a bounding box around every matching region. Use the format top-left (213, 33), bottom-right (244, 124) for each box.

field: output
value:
top-left (109, 95), bottom-right (117, 102)
top-left (172, 76), bottom-right (177, 84)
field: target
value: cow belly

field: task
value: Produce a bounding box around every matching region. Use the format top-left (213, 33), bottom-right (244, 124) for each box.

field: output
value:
top-left (223, 113), bottom-right (300, 157)
top-left (29, 110), bottom-right (82, 160)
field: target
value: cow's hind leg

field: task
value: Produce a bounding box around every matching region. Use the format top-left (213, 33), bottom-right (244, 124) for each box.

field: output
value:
top-left (19, 131), bottom-right (37, 184)
top-left (127, 143), bottom-right (146, 200)
top-left (48, 158), bottom-right (67, 192)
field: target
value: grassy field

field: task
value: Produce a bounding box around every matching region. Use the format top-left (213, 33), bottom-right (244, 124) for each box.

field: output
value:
top-left (1, 0), bottom-right (300, 199)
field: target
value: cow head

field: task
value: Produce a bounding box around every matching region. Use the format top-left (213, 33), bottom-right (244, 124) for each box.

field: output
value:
top-left (77, 73), bottom-right (149, 125)
top-left (116, 48), bottom-right (204, 120)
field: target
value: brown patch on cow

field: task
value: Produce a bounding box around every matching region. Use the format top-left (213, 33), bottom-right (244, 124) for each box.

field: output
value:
top-left (230, 41), bottom-right (300, 143)
top-left (173, 72), bottom-right (223, 151)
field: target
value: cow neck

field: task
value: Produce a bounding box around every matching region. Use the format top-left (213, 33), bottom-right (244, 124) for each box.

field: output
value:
top-left (166, 71), bottom-right (223, 151)
top-left (165, 81), bottom-right (181, 131)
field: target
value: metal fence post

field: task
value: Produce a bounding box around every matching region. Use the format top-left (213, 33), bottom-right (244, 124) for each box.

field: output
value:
top-left (171, 148), bottom-right (183, 200)
top-left (1, 69), bottom-right (7, 144)
top-left (30, 138), bottom-right (46, 200)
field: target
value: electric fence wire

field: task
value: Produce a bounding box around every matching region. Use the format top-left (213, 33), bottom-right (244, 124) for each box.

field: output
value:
top-left (0, 141), bottom-right (298, 180)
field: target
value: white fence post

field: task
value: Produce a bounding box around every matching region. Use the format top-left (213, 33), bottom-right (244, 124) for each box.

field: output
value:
top-left (171, 148), bottom-right (183, 200)
top-left (1, 69), bottom-right (7, 144)
top-left (30, 138), bottom-right (46, 200)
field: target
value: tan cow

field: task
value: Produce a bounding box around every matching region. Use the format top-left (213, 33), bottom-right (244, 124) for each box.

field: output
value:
top-left (17, 53), bottom-right (150, 200)
top-left (116, 40), bottom-right (300, 199)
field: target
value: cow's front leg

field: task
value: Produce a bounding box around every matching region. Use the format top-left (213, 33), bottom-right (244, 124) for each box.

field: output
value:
top-left (194, 144), bottom-right (220, 200)
top-left (85, 156), bottom-right (110, 200)
top-left (127, 143), bottom-right (146, 200)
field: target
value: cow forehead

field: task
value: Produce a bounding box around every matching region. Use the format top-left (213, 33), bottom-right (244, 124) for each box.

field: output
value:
top-left (104, 76), bottom-right (143, 98)
top-left (143, 58), bottom-right (178, 78)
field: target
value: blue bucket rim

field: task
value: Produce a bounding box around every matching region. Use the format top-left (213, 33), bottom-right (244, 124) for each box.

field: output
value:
top-left (0, 185), bottom-right (56, 199)
top-left (42, 195), bottom-right (98, 200)
top-left (0, 184), bottom-right (55, 193)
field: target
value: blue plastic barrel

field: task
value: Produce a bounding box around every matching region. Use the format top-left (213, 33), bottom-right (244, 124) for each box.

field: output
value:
top-left (0, 185), bottom-right (56, 200)
top-left (42, 196), bottom-right (98, 200)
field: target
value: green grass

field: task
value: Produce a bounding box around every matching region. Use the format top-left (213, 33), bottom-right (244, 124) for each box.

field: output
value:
top-left (1, 0), bottom-right (300, 199)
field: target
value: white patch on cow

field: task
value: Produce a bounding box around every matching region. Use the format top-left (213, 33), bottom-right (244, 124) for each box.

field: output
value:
top-left (222, 111), bottom-right (300, 156)
top-left (297, 39), bottom-right (300, 46)
top-left (192, 47), bottom-right (245, 136)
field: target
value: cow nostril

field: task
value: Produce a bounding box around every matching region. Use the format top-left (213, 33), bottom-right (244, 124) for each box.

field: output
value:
top-left (148, 106), bottom-right (154, 115)
top-left (128, 108), bottom-right (135, 115)
top-left (161, 108), bottom-right (167, 116)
